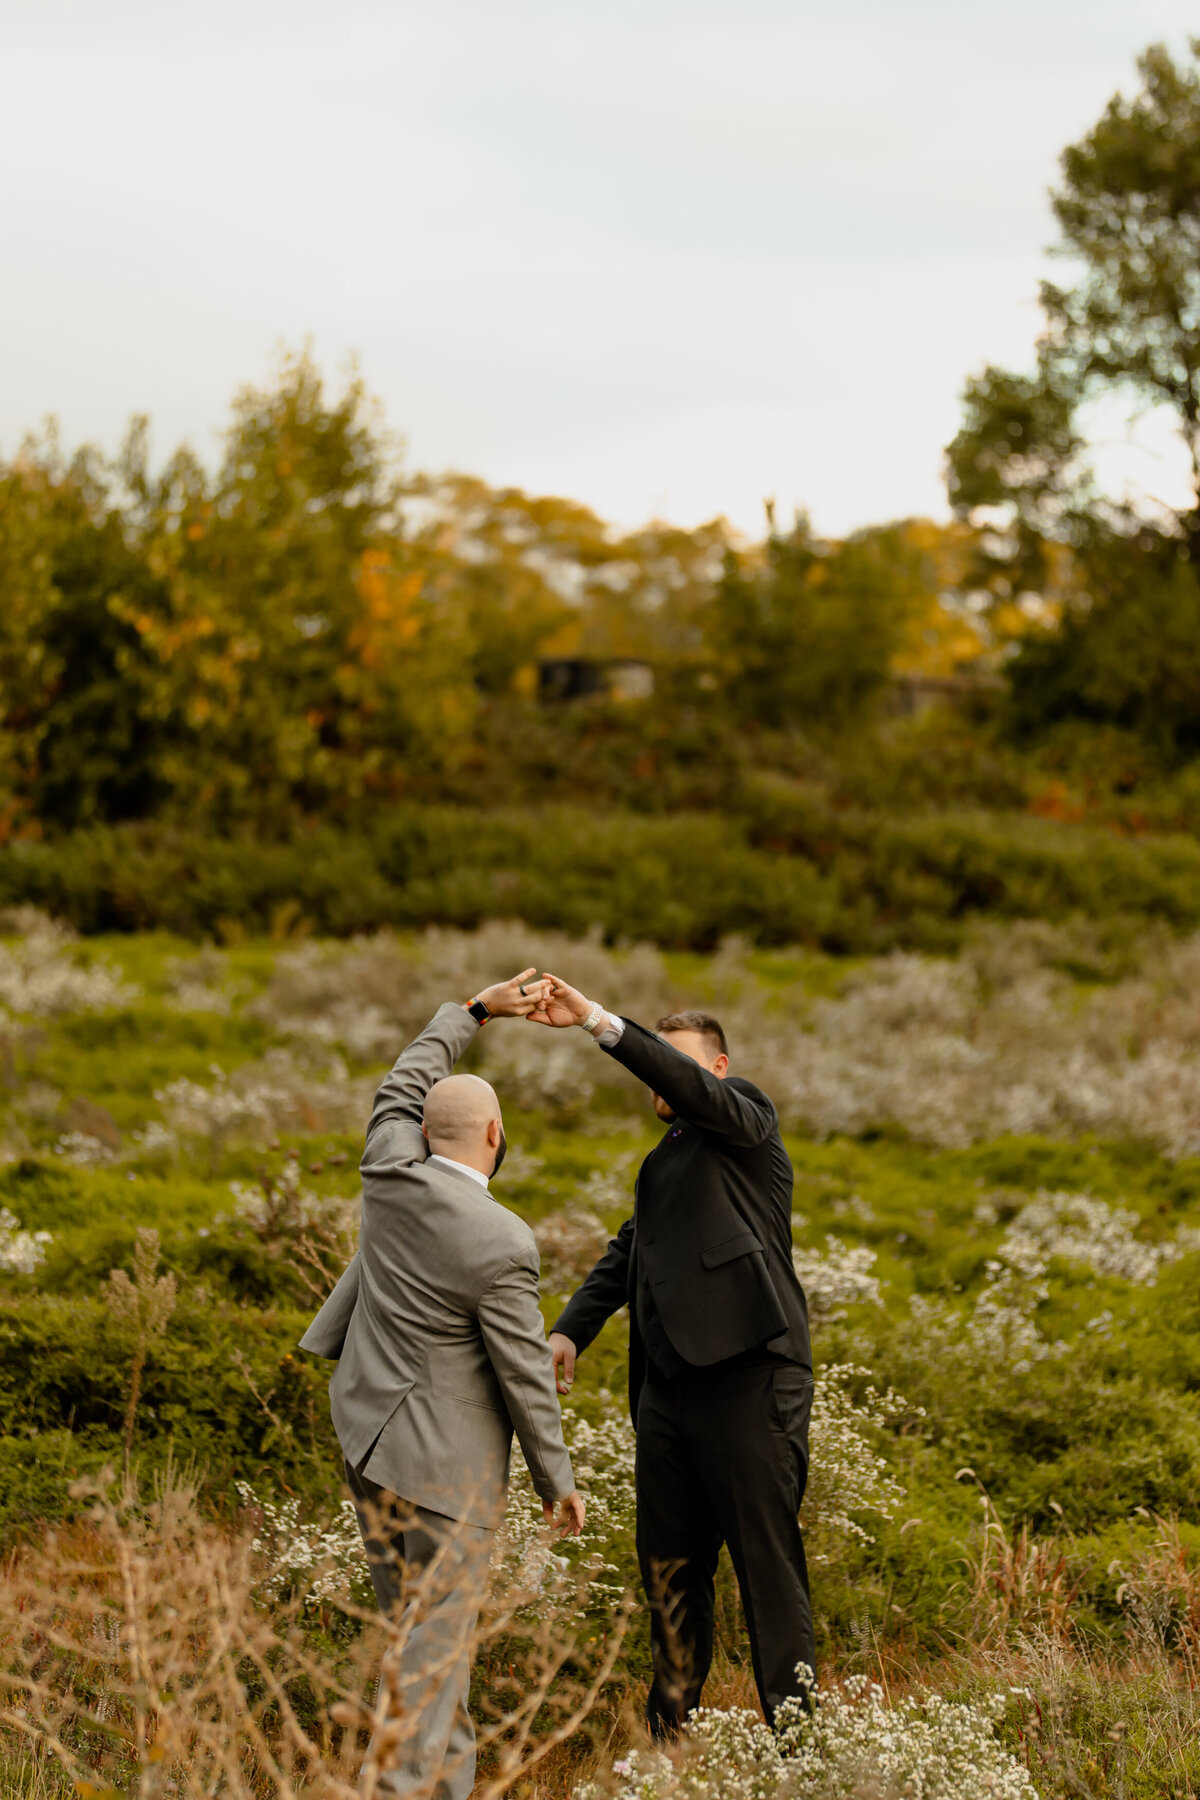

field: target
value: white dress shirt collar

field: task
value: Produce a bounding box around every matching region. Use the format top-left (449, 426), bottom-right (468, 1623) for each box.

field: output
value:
top-left (427, 1152), bottom-right (490, 1191)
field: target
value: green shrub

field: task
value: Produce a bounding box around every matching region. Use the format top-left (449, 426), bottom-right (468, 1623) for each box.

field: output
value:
top-left (6, 806), bottom-right (1200, 950)
top-left (0, 1294), bottom-right (340, 1510)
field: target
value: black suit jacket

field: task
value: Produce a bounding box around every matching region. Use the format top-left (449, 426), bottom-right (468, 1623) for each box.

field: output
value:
top-left (552, 1019), bottom-right (811, 1419)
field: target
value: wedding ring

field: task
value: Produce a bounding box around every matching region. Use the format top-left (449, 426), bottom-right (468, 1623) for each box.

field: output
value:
top-left (519, 982), bottom-right (531, 996)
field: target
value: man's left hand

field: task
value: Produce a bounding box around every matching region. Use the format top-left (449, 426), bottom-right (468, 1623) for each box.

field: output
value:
top-left (543, 1491), bottom-right (586, 1536)
top-left (469, 969), bottom-right (550, 1019)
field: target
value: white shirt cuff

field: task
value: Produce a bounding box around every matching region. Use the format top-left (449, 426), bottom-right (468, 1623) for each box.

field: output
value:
top-left (594, 1013), bottom-right (625, 1048)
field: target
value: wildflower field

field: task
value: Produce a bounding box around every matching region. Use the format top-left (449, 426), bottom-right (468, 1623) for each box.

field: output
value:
top-left (1, 909), bottom-right (1200, 1798)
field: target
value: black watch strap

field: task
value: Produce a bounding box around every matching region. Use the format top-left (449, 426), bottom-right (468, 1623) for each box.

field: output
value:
top-left (467, 997), bottom-right (491, 1025)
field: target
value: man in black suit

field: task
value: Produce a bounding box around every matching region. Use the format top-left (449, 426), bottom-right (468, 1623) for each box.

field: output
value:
top-left (529, 976), bottom-right (814, 1734)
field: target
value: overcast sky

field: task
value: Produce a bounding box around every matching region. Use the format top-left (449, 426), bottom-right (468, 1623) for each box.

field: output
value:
top-left (1, 0), bottom-right (1195, 536)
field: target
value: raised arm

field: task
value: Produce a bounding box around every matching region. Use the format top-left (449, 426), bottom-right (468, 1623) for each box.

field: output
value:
top-left (604, 1020), bottom-right (776, 1148)
top-left (527, 977), bottom-right (776, 1149)
top-left (364, 1003), bottom-right (482, 1164)
top-left (363, 970), bottom-right (547, 1169)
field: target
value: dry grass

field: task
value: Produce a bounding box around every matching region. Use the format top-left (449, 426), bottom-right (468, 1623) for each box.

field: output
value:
top-left (4, 1478), bottom-right (1200, 1798)
top-left (0, 1469), bottom-right (632, 1800)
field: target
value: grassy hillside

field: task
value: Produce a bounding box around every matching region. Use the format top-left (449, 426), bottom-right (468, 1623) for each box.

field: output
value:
top-left (2, 914), bottom-right (1200, 1793)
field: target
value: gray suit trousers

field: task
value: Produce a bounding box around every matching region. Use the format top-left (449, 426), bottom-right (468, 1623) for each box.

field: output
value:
top-left (345, 1461), bottom-right (493, 1800)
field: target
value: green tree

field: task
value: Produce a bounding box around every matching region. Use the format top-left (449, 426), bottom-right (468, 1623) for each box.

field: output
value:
top-left (399, 475), bottom-right (577, 695)
top-left (0, 354), bottom-right (484, 833)
top-left (124, 351), bottom-right (477, 824)
top-left (1006, 531), bottom-right (1200, 758)
top-left (0, 444), bottom-right (63, 831)
top-left (708, 515), bottom-right (923, 732)
top-left (946, 41), bottom-right (1200, 756)
top-left (0, 430), bottom-right (179, 831)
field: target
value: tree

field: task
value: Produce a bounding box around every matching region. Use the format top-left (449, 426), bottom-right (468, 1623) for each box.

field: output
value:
top-left (0, 443), bottom-right (65, 832)
top-left (1005, 530), bottom-right (1200, 758)
top-left (0, 430), bottom-right (180, 831)
top-left (123, 351), bottom-right (477, 823)
top-left (0, 354), bottom-right (486, 832)
top-left (707, 515), bottom-right (924, 732)
top-left (399, 475), bottom-right (578, 695)
top-left (946, 40), bottom-right (1200, 756)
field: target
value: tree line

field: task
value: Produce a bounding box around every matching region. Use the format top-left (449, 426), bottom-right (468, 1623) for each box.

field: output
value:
top-left (3, 38), bottom-right (1200, 841)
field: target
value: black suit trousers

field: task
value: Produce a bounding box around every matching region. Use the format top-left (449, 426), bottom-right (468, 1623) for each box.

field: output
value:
top-left (635, 1359), bottom-right (815, 1732)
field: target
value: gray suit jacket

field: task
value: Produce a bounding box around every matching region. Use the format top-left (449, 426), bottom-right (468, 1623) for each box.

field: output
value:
top-left (300, 1002), bottom-right (574, 1528)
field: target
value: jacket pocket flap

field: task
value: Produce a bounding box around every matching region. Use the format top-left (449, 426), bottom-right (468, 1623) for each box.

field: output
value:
top-left (701, 1231), bottom-right (763, 1269)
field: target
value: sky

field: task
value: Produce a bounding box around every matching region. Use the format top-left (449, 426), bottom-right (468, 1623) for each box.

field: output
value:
top-left (1, 0), bottom-right (1196, 537)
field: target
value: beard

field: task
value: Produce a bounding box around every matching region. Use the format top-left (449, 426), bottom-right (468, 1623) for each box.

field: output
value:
top-left (652, 1094), bottom-right (676, 1123)
top-left (490, 1126), bottom-right (507, 1177)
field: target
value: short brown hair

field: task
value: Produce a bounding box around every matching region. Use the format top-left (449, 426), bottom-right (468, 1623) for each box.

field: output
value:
top-left (656, 1010), bottom-right (728, 1057)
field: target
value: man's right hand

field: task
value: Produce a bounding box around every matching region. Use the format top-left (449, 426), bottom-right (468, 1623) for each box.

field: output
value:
top-left (543, 1489), bottom-right (586, 1536)
top-left (549, 1331), bottom-right (577, 1394)
top-left (527, 975), bottom-right (599, 1030)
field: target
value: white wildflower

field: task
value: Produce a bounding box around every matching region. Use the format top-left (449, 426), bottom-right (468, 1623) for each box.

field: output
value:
top-left (582, 1678), bottom-right (1035, 1800)
top-left (804, 1365), bottom-right (918, 1556)
top-left (738, 927), bottom-right (1200, 1158)
top-left (229, 1164), bottom-right (358, 1245)
top-left (792, 1236), bottom-right (883, 1325)
top-left (493, 1394), bottom-right (637, 1613)
top-left (236, 1482), bottom-right (368, 1604)
top-left (966, 1261), bottom-right (1062, 1373)
top-left (53, 1130), bottom-right (116, 1168)
top-left (156, 1052), bottom-right (366, 1162)
top-left (535, 1205), bottom-right (613, 1294)
top-left (156, 1066), bottom-right (284, 1142)
top-left (128, 1121), bottom-right (178, 1160)
top-left (0, 922), bottom-right (138, 1017)
top-left (0, 1207), bottom-right (51, 1274)
top-left (163, 950), bottom-right (235, 1015)
top-left (1001, 1190), bottom-right (1174, 1286)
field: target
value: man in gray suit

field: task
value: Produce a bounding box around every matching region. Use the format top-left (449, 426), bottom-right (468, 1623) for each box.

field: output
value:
top-left (300, 969), bottom-right (584, 1800)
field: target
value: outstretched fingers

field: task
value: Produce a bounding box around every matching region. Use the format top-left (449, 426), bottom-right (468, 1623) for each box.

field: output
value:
top-left (478, 968), bottom-right (552, 1018)
top-left (509, 967), bottom-right (541, 1014)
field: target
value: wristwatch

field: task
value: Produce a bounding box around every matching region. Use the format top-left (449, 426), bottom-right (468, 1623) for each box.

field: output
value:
top-left (466, 996), bottom-right (492, 1025)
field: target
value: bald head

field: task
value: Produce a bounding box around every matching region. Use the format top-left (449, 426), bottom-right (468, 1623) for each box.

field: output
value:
top-left (424, 1073), bottom-right (503, 1168)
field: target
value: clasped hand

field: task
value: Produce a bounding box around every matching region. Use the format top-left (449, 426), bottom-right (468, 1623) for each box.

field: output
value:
top-left (471, 970), bottom-right (599, 1031)
top-left (525, 973), bottom-right (596, 1030)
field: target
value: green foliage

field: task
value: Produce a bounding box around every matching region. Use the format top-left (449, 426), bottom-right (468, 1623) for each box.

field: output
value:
top-left (7, 804), bottom-right (1200, 952)
top-left (710, 518), bottom-right (921, 731)
top-left (0, 916), bottom-right (1198, 1800)
top-left (1048, 42), bottom-right (1200, 532)
top-left (0, 351), bottom-right (750, 837)
top-left (0, 1291), bottom-right (338, 1531)
top-left (1007, 530), bottom-right (1200, 760)
top-left (0, 355), bottom-right (486, 835)
top-left (947, 39), bottom-right (1200, 761)
top-left (950, 38), bottom-right (1200, 543)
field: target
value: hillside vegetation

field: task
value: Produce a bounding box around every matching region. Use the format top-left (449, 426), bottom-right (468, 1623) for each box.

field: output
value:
top-left (1, 914), bottom-right (1200, 1795)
